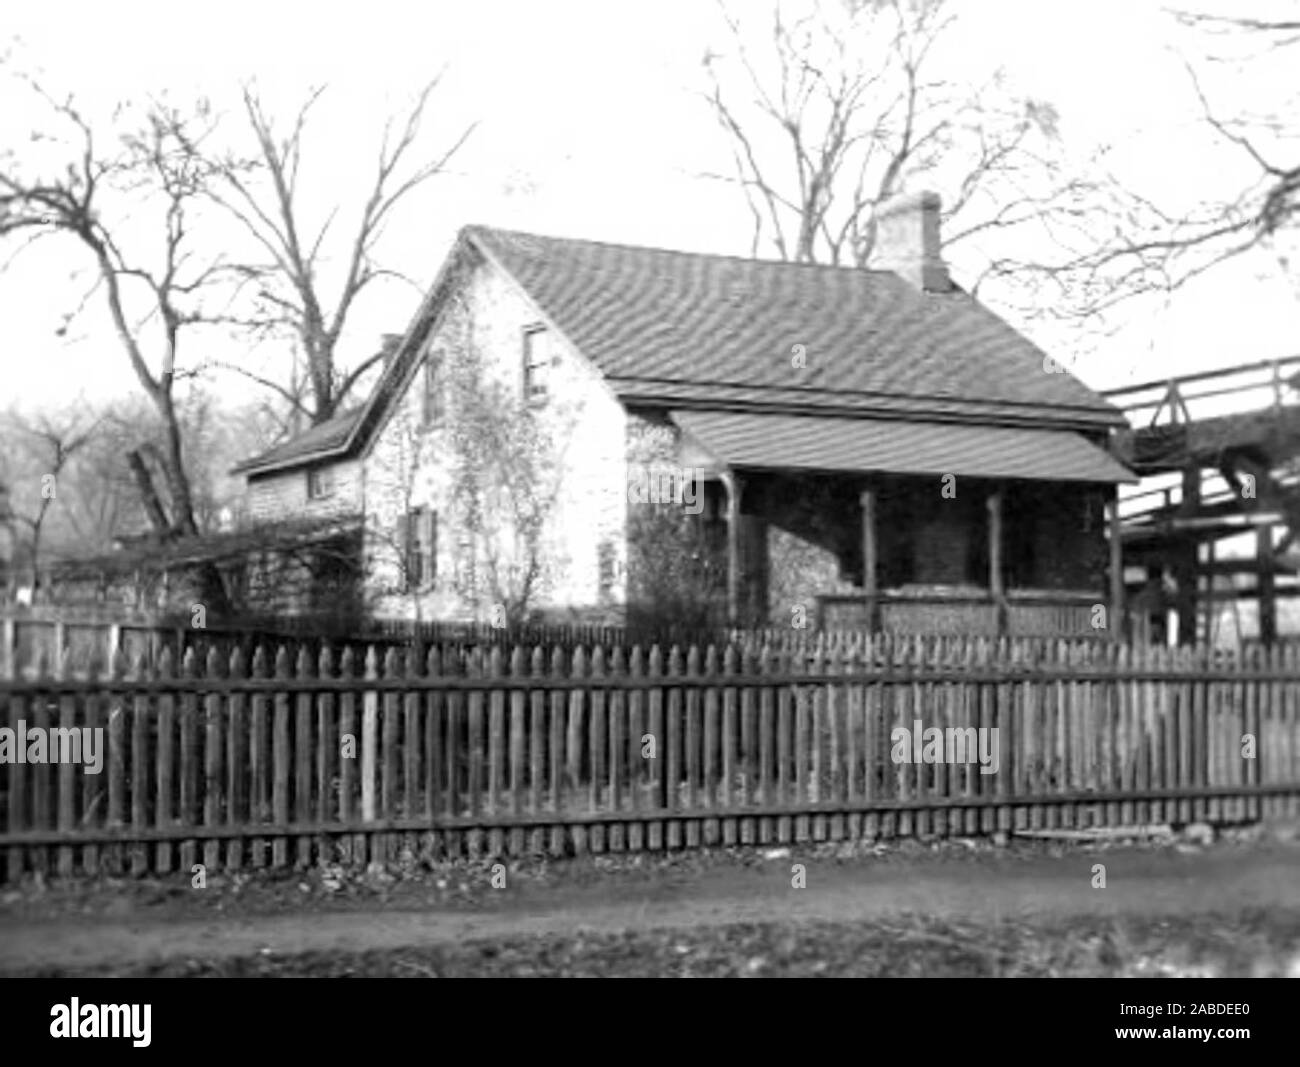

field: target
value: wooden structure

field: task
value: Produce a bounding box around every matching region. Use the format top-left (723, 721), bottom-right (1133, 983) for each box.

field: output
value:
top-left (3, 633), bottom-right (1298, 881)
top-left (1104, 356), bottom-right (1300, 644)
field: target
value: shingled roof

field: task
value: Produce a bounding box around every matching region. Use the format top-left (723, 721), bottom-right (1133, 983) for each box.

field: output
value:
top-left (467, 226), bottom-right (1124, 430)
top-left (232, 406), bottom-right (364, 477)
top-left (234, 223), bottom-right (1125, 477)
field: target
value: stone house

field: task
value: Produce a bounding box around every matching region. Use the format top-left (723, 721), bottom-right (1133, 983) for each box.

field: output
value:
top-left (232, 190), bottom-right (1136, 635)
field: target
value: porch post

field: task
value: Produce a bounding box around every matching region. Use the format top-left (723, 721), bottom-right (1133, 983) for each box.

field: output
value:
top-left (723, 471), bottom-right (742, 626)
top-left (859, 487), bottom-right (878, 630)
top-left (1108, 490), bottom-right (1125, 640)
top-left (987, 488), bottom-right (1005, 634)
top-left (1258, 523), bottom-right (1277, 645)
top-left (986, 489), bottom-right (1003, 597)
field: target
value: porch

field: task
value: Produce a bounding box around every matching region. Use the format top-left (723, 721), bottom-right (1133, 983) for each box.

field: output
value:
top-left (671, 410), bottom-right (1134, 638)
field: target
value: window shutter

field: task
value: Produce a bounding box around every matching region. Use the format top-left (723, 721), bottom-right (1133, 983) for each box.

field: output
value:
top-left (425, 509), bottom-right (438, 583)
top-left (396, 511), bottom-right (412, 589)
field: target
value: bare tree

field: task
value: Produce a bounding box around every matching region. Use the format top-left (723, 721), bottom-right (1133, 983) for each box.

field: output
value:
top-left (209, 77), bottom-right (477, 427)
top-left (700, 0), bottom-right (1110, 279)
top-left (985, 9), bottom-right (1300, 323)
top-left (0, 70), bottom-right (237, 545)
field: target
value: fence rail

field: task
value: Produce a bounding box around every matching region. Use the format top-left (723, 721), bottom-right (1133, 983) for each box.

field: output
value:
top-left (2, 635), bottom-right (1299, 881)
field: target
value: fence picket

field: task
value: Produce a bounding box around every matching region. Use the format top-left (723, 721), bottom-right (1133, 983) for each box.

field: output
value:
top-left (587, 647), bottom-right (606, 853)
top-left (509, 646), bottom-right (527, 856)
top-left (489, 646), bottom-right (506, 856)
top-left (248, 647), bottom-right (269, 868)
top-left (228, 649), bottom-right (248, 871)
top-left (271, 646), bottom-right (291, 869)
top-left (205, 646), bottom-right (225, 872)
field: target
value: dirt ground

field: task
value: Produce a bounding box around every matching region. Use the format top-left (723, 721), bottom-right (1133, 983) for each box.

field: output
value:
top-left (2, 828), bottom-right (1299, 975)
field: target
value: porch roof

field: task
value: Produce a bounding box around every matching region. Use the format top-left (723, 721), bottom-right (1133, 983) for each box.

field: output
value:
top-left (670, 410), bottom-right (1137, 484)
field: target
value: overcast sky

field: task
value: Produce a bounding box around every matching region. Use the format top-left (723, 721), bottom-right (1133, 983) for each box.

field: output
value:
top-left (3, 0), bottom-right (1298, 412)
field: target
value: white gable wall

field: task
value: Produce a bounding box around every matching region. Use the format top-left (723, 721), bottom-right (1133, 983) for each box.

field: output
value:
top-left (362, 249), bottom-right (629, 623)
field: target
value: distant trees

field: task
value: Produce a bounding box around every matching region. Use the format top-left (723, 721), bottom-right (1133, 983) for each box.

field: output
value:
top-left (0, 406), bottom-right (102, 600)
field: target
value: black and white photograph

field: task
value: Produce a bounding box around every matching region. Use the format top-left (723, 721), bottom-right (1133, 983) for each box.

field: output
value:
top-left (0, 0), bottom-right (1297, 1020)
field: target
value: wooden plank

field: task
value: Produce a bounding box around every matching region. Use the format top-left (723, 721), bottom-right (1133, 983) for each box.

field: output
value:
top-left (6, 659), bottom-right (28, 880)
top-left (1278, 643), bottom-right (1294, 818)
top-left (509, 646), bottom-right (527, 856)
top-left (1189, 645), bottom-right (1207, 824)
top-left (825, 648), bottom-right (842, 841)
top-left (840, 648), bottom-right (860, 841)
top-left (381, 647), bottom-right (401, 863)
top-left (104, 655), bottom-right (126, 876)
top-left (226, 650), bottom-right (247, 872)
top-left (701, 646), bottom-right (719, 847)
top-left (683, 646), bottom-right (700, 849)
top-left (721, 645), bottom-right (738, 846)
top-left (361, 647), bottom-right (379, 863)
top-left (205, 647), bottom-right (225, 873)
top-left (180, 648), bottom-right (201, 874)
top-left (548, 647), bottom-right (566, 856)
top-left (338, 648), bottom-right (357, 865)
top-left (779, 649), bottom-right (794, 844)
top-left (997, 641), bottom-right (1013, 833)
top-left (56, 649), bottom-right (76, 876)
top-left (758, 647), bottom-right (774, 844)
top-left (626, 647), bottom-right (644, 852)
top-left (1204, 648), bottom-right (1219, 824)
top-left (155, 647), bottom-right (177, 873)
top-left (314, 648), bottom-right (333, 869)
top-left (608, 647), bottom-right (627, 853)
top-left (529, 647), bottom-right (546, 855)
top-left (488, 646), bottom-right (506, 856)
top-left (567, 647), bottom-right (587, 855)
top-left (1165, 644), bottom-right (1181, 825)
top-left (807, 649), bottom-right (822, 841)
top-left (864, 659), bottom-right (879, 841)
top-left (112, 654), bottom-right (137, 878)
top-left (647, 646), bottom-right (664, 851)
top-left (79, 656), bottom-right (101, 876)
top-left (1246, 645), bottom-right (1261, 822)
top-left (741, 646), bottom-right (757, 844)
top-left (248, 647), bottom-right (270, 869)
top-left (590, 647), bottom-right (608, 854)
top-left (424, 647), bottom-right (443, 860)
top-left (445, 650), bottom-right (464, 859)
top-left (272, 646), bottom-right (291, 870)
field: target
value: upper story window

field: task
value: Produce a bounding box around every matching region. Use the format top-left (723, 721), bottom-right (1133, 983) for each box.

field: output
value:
top-left (523, 325), bottom-right (555, 404)
top-left (423, 348), bottom-right (445, 426)
top-left (306, 466), bottom-right (335, 501)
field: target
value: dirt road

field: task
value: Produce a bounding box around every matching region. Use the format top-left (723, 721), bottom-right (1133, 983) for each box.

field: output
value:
top-left (2, 840), bottom-right (1298, 972)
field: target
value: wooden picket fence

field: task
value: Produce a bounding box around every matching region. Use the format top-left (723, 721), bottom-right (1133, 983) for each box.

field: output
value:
top-left (2, 636), bottom-right (1299, 881)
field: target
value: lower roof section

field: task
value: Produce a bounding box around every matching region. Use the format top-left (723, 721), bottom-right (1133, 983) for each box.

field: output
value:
top-left (670, 410), bottom-right (1137, 484)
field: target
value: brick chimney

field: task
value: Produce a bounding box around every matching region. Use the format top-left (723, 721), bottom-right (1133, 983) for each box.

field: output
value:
top-left (872, 190), bottom-right (951, 293)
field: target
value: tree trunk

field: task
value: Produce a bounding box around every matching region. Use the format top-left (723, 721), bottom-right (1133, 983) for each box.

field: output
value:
top-left (126, 449), bottom-right (172, 534)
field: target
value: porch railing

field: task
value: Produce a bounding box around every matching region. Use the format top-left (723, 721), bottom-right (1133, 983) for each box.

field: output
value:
top-left (817, 589), bottom-right (1104, 638)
